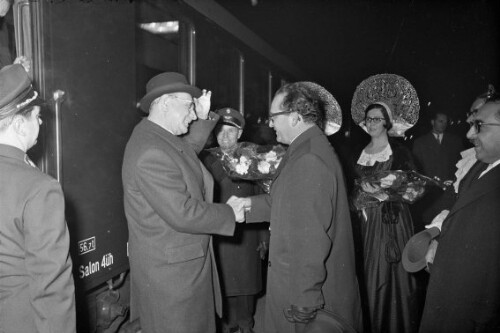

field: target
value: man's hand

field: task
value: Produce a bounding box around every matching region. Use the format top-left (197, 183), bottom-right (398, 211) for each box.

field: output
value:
top-left (194, 89), bottom-right (211, 120)
top-left (256, 241), bottom-right (268, 260)
top-left (361, 181), bottom-right (380, 193)
top-left (226, 195), bottom-right (246, 223)
top-left (14, 56), bottom-right (31, 73)
top-left (283, 305), bottom-right (320, 324)
top-left (425, 239), bottom-right (439, 273)
top-left (426, 209), bottom-right (449, 231)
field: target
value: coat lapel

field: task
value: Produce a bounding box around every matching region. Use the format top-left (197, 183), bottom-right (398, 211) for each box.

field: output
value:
top-left (272, 127), bottom-right (322, 181)
top-left (142, 119), bottom-right (205, 185)
top-left (447, 165), bottom-right (500, 219)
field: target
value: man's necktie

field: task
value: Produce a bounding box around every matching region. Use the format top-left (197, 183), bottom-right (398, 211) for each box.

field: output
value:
top-left (458, 161), bottom-right (488, 196)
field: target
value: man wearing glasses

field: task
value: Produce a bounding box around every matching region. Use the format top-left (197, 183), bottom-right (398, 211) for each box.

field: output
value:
top-left (122, 72), bottom-right (245, 333)
top-left (419, 93), bottom-right (500, 333)
top-left (237, 82), bottom-right (362, 333)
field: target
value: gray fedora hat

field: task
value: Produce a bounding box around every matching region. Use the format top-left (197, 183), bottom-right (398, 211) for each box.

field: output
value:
top-left (402, 226), bottom-right (440, 272)
top-left (138, 72), bottom-right (201, 113)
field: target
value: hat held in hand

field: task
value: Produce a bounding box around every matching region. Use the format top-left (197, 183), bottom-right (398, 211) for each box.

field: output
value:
top-left (402, 226), bottom-right (440, 272)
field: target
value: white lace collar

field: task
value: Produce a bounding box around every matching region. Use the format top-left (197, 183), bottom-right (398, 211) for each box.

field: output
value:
top-left (357, 144), bottom-right (392, 166)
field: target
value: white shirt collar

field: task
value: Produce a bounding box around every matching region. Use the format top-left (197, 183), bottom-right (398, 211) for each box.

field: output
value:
top-left (479, 158), bottom-right (500, 178)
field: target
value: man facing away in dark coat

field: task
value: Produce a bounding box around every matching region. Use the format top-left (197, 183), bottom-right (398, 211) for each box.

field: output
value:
top-left (122, 73), bottom-right (246, 333)
top-left (233, 82), bottom-right (363, 333)
top-left (419, 95), bottom-right (500, 333)
top-left (0, 64), bottom-right (76, 333)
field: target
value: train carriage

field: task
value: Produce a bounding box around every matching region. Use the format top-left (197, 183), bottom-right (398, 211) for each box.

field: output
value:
top-left (7, 0), bottom-right (303, 331)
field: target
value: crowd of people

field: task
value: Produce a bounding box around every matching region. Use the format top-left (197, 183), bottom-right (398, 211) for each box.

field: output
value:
top-left (1, 58), bottom-right (500, 333)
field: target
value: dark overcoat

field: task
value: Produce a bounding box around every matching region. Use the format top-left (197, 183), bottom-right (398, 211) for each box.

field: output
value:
top-left (412, 132), bottom-right (464, 227)
top-left (122, 117), bottom-right (236, 333)
top-left (247, 126), bottom-right (363, 333)
top-left (419, 164), bottom-right (500, 332)
top-left (412, 131), bottom-right (464, 181)
top-left (0, 144), bottom-right (76, 333)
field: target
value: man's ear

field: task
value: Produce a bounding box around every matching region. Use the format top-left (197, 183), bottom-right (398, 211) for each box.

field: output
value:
top-left (290, 112), bottom-right (301, 127)
top-left (12, 115), bottom-right (26, 136)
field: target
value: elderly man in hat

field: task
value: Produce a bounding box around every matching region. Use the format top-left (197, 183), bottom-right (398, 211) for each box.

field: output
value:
top-left (201, 108), bottom-right (269, 333)
top-left (418, 92), bottom-right (500, 333)
top-left (122, 73), bottom-right (246, 333)
top-left (0, 64), bottom-right (76, 332)
top-left (233, 82), bottom-right (362, 333)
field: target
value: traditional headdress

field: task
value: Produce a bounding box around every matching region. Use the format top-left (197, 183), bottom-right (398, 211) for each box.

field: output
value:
top-left (351, 73), bottom-right (420, 137)
top-left (300, 81), bottom-right (342, 135)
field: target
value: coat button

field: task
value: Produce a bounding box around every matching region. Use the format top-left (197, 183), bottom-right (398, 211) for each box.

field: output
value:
top-left (268, 260), bottom-right (271, 267)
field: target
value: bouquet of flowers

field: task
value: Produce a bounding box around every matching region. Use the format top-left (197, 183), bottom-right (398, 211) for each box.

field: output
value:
top-left (207, 142), bottom-right (287, 193)
top-left (352, 170), bottom-right (441, 210)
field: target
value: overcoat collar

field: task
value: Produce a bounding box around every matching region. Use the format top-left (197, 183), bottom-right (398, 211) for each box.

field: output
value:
top-left (447, 164), bottom-right (500, 219)
top-left (0, 143), bottom-right (26, 162)
top-left (273, 126), bottom-right (323, 180)
top-left (139, 118), bottom-right (197, 160)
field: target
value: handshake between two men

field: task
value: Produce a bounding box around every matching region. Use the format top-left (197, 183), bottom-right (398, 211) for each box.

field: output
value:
top-left (226, 196), bottom-right (251, 223)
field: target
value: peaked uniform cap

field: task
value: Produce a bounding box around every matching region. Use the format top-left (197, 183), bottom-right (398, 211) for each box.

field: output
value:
top-left (138, 72), bottom-right (201, 113)
top-left (0, 64), bottom-right (40, 119)
top-left (215, 107), bottom-right (245, 129)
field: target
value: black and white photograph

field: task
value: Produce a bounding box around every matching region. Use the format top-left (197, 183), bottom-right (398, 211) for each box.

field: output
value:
top-left (1, 0), bottom-right (499, 332)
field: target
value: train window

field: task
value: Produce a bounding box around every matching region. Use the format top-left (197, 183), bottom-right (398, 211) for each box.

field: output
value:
top-left (244, 58), bottom-right (268, 123)
top-left (136, 1), bottom-right (194, 103)
top-left (196, 27), bottom-right (241, 112)
top-left (269, 72), bottom-right (285, 100)
top-left (242, 57), bottom-right (276, 144)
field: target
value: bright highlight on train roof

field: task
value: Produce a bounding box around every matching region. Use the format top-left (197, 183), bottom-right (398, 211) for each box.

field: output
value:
top-left (139, 21), bottom-right (179, 34)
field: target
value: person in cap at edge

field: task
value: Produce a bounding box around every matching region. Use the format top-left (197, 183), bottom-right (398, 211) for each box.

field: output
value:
top-left (0, 64), bottom-right (76, 333)
top-left (200, 108), bottom-right (269, 333)
top-left (419, 91), bottom-right (500, 333)
top-left (230, 82), bottom-right (363, 333)
top-left (122, 73), bottom-right (246, 333)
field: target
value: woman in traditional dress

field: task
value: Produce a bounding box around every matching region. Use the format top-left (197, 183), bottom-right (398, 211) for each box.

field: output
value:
top-left (351, 102), bottom-right (419, 333)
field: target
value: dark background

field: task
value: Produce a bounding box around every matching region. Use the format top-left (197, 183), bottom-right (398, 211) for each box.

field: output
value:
top-left (216, 0), bottom-right (500, 143)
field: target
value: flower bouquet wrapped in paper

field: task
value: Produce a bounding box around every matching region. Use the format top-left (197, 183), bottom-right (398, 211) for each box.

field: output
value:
top-left (207, 142), bottom-right (287, 193)
top-left (352, 170), bottom-right (441, 210)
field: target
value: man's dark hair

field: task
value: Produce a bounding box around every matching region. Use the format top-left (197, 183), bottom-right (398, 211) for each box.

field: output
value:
top-left (431, 111), bottom-right (448, 121)
top-left (275, 82), bottom-right (324, 127)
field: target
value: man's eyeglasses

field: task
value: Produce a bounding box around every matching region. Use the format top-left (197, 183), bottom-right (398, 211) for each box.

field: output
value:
top-left (268, 110), bottom-right (294, 119)
top-left (469, 119), bottom-right (500, 133)
top-left (268, 110), bottom-right (294, 123)
top-left (365, 117), bottom-right (385, 124)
